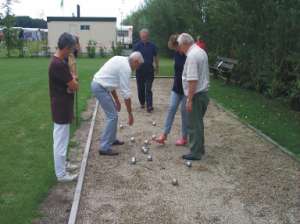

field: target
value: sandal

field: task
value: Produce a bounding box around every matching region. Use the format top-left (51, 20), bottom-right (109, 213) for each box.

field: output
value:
top-left (155, 134), bottom-right (167, 144)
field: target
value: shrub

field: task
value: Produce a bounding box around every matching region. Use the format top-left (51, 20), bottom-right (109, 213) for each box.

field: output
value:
top-left (111, 41), bottom-right (123, 56)
top-left (99, 46), bottom-right (106, 57)
top-left (86, 40), bottom-right (97, 58)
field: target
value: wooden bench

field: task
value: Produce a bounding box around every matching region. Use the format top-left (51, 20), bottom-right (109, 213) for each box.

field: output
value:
top-left (210, 56), bottom-right (238, 84)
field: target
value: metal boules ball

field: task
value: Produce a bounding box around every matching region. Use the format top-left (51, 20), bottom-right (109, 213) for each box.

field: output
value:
top-left (144, 139), bottom-right (150, 145)
top-left (151, 134), bottom-right (156, 140)
top-left (152, 121), bottom-right (156, 126)
top-left (172, 178), bottom-right (179, 186)
top-left (131, 157), bottom-right (136, 164)
top-left (147, 155), bottom-right (153, 161)
top-left (119, 124), bottom-right (124, 129)
top-left (141, 146), bottom-right (149, 154)
top-left (186, 161), bottom-right (192, 168)
top-left (130, 137), bottom-right (135, 143)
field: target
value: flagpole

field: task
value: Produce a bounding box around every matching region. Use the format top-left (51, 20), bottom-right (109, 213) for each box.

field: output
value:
top-left (60, 0), bottom-right (64, 16)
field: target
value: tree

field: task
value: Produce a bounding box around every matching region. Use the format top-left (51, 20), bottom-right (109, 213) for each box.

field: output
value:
top-left (125, 0), bottom-right (300, 110)
top-left (15, 16), bottom-right (47, 28)
top-left (1, 0), bottom-right (19, 57)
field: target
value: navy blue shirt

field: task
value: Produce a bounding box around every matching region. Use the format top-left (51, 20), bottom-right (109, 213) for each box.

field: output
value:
top-left (133, 41), bottom-right (157, 65)
top-left (172, 52), bottom-right (186, 95)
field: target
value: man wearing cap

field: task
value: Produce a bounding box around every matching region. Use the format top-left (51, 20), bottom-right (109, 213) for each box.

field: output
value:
top-left (177, 33), bottom-right (210, 160)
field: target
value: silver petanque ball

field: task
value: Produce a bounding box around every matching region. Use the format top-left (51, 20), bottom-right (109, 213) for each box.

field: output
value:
top-left (144, 139), bottom-right (150, 145)
top-left (186, 161), bottom-right (192, 168)
top-left (152, 121), bottom-right (156, 126)
top-left (131, 157), bottom-right (136, 164)
top-left (151, 134), bottom-right (156, 140)
top-left (141, 146), bottom-right (149, 154)
top-left (172, 178), bottom-right (178, 186)
top-left (119, 124), bottom-right (124, 129)
top-left (130, 137), bottom-right (135, 143)
top-left (147, 155), bottom-right (153, 161)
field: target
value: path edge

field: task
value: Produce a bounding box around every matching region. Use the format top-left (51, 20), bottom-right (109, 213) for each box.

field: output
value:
top-left (68, 99), bottom-right (99, 224)
top-left (211, 99), bottom-right (300, 163)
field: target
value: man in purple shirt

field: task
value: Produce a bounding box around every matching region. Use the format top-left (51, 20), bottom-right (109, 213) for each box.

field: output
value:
top-left (49, 33), bottom-right (79, 182)
top-left (133, 28), bottom-right (159, 112)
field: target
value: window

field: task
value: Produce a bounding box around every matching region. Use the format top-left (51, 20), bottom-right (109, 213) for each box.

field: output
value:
top-left (80, 25), bottom-right (90, 30)
top-left (117, 30), bottom-right (129, 37)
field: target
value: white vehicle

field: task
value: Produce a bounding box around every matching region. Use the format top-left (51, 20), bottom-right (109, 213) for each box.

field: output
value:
top-left (117, 25), bottom-right (133, 48)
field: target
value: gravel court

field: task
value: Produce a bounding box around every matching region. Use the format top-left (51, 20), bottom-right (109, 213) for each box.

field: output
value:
top-left (75, 79), bottom-right (300, 224)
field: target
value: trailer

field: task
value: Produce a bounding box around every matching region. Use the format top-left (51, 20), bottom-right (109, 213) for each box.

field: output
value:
top-left (117, 25), bottom-right (133, 49)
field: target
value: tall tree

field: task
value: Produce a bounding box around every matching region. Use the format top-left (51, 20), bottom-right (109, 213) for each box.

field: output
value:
top-left (125, 0), bottom-right (300, 109)
top-left (1, 0), bottom-right (19, 57)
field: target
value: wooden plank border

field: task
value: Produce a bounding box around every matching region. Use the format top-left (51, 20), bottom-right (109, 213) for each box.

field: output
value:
top-left (68, 100), bottom-right (99, 224)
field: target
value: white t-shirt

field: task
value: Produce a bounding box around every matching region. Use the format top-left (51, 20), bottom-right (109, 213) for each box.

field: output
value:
top-left (182, 44), bottom-right (209, 96)
top-left (93, 56), bottom-right (132, 99)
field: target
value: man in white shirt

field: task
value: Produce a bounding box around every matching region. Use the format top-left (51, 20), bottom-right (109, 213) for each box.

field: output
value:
top-left (177, 33), bottom-right (210, 160)
top-left (91, 52), bottom-right (144, 156)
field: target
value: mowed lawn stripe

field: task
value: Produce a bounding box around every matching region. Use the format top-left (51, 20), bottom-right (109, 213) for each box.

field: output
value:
top-left (0, 58), bottom-right (105, 224)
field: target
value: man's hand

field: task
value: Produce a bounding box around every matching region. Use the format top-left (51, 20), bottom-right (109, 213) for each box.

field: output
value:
top-left (115, 100), bottom-right (121, 112)
top-left (186, 99), bottom-right (193, 113)
top-left (128, 113), bottom-right (134, 126)
top-left (67, 79), bottom-right (79, 92)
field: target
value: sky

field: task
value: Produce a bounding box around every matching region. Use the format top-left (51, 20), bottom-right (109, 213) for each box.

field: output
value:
top-left (0, 0), bottom-right (144, 25)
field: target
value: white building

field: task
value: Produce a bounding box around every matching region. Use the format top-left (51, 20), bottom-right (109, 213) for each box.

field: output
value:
top-left (47, 16), bottom-right (117, 54)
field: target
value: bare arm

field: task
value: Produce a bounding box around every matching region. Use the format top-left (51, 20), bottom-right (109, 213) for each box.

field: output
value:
top-left (187, 80), bottom-right (198, 101)
top-left (186, 80), bottom-right (198, 112)
top-left (68, 54), bottom-right (78, 80)
top-left (111, 90), bottom-right (121, 112)
top-left (154, 55), bottom-right (159, 76)
top-left (124, 98), bottom-right (134, 125)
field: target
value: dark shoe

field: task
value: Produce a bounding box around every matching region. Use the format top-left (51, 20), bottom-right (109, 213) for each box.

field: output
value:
top-left (112, 140), bottom-right (124, 146)
top-left (141, 105), bottom-right (145, 109)
top-left (99, 150), bottom-right (119, 156)
top-left (147, 107), bottom-right (154, 113)
top-left (182, 153), bottom-right (201, 160)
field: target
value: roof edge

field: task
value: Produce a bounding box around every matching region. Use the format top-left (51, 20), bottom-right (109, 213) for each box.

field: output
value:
top-left (47, 17), bottom-right (117, 22)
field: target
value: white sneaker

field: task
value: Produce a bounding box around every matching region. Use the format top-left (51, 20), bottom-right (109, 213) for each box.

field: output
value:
top-left (66, 162), bottom-right (79, 171)
top-left (57, 173), bottom-right (78, 182)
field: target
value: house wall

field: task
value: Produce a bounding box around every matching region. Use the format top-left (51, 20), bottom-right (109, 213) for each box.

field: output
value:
top-left (48, 20), bottom-right (116, 53)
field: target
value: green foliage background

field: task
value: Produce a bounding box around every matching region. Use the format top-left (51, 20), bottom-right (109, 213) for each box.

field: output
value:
top-left (124, 0), bottom-right (300, 108)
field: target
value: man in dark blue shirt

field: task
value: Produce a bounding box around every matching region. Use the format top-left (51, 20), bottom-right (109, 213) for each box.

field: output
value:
top-left (133, 28), bottom-right (159, 112)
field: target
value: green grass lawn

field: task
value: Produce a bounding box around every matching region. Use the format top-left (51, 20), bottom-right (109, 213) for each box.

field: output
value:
top-left (0, 57), bottom-right (105, 224)
top-left (209, 79), bottom-right (300, 158)
top-left (159, 57), bottom-right (173, 76)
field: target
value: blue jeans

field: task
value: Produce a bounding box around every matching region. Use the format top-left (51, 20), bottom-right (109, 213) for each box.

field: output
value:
top-left (163, 91), bottom-right (188, 138)
top-left (91, 81), bottom-right (118, 152)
